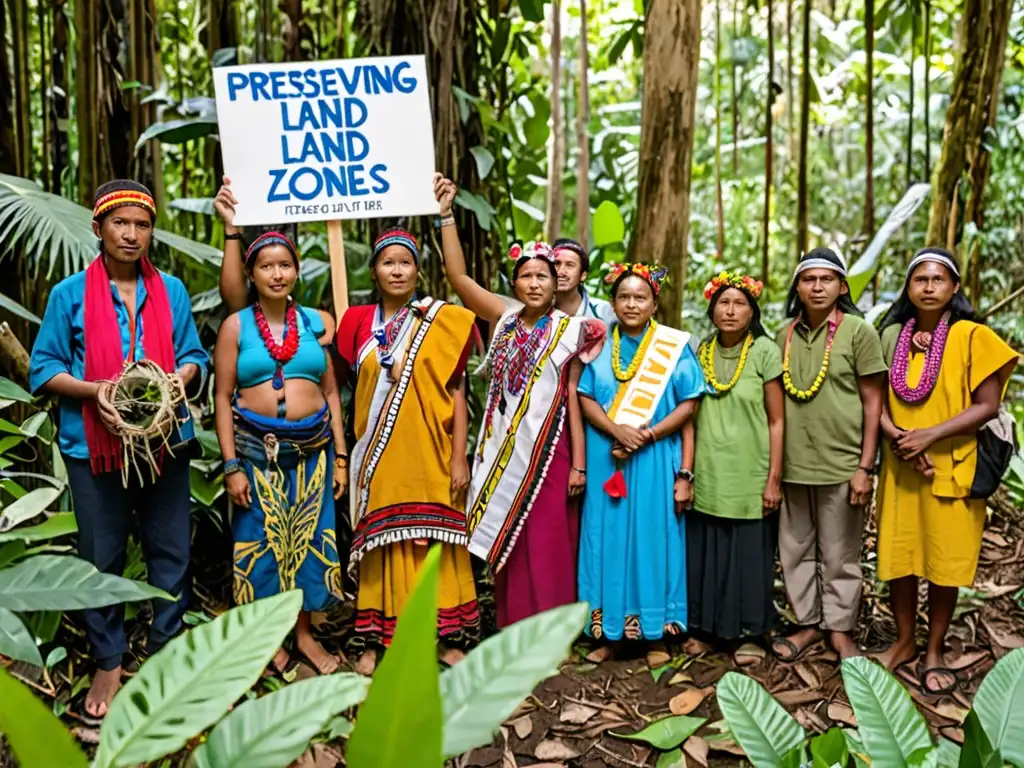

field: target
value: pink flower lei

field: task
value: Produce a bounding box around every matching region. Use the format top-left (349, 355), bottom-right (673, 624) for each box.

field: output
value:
top-left (890, 313), bottom-right (950, 403)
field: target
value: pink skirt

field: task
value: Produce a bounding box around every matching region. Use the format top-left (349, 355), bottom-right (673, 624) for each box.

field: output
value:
top-left (494, 429), bottom-right (579, 627)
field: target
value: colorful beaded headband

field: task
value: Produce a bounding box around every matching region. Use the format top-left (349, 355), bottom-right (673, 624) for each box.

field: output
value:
top-left (552, 240), bottom-right (587, 261)
top-left (604, 262), bottom-right (668, 296)
top-left (245, 231), bottom-right (299, 264)
top-left (508, 241), bottom-right (554, 263)
top-left (93, 190), bottom-right (157, 220)
top-left (907, 248), bottom-right (960, 280)
top-left (703, 270), bottom-right (764, 301)
top-left (373, 228), bottom-right (419, 263)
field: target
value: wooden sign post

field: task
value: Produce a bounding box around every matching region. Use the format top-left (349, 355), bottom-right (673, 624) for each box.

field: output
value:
top-left (327, 220), bottom-right (349, 316)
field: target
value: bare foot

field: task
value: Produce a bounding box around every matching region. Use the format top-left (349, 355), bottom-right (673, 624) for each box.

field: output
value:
top-left (873, 638), bottom-right (917, 672)
top-left (585, 644), bottom-right (615, 663)
top-left (829, 631), bottom-right (863, 660)
top-left (85, 667), bottom-right (122, 718)
top-left (920, 649), bottom-right (958, 695)
top-left (296, 635), bottom-right (339, 675)
top-left (770, 627), bottom-right (822, 662)
top-left (440, 646), bottom-right (466, 666)
top-left (355, 648), bottom-right (378, 676)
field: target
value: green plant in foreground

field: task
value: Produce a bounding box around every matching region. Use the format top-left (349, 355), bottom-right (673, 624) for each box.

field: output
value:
top-left (716, 651), bottom-right (1024, 767)
top-left (0, 545), bottom-right (587, 767)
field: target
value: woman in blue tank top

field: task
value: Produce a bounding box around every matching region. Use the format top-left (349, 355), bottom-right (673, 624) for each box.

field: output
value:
top-left (213, 231), bottom-right (347, 676)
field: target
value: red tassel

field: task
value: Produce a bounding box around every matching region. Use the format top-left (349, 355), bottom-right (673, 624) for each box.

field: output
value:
top-left (603, 470), bottom-right (627, 498)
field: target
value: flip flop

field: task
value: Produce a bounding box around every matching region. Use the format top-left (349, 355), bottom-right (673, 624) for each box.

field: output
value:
top-left (769, 635), bottom-right (820, 663)
top-left (64, 691), bottom-right (107, 727)
top-left (121, 645), bottom-right (154, 678)
top-left (920, 666), bottom-right (959, 696)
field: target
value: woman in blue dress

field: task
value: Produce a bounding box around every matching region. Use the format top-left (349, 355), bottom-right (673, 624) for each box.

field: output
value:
top-left (577, 264), bottom-right (705, 659)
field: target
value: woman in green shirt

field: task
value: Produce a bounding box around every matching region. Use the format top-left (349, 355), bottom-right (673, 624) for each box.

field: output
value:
top-left (690, 272), bottom-right (785, 640)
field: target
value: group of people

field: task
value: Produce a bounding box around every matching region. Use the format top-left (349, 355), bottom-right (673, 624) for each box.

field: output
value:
top-left (28, 173), bottom-right (1018, 724)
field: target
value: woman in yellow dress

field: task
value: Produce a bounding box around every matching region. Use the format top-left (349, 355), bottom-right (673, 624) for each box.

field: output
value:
top-left (875, 248), bottom-right (1018, 695)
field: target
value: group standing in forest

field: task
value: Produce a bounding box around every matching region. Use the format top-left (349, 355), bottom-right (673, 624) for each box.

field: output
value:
top-left (27, 172), bottom-right (1019, 722)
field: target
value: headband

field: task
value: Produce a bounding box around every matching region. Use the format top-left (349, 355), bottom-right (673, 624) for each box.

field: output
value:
top-left (794, 249), bottom-right (847, 279)
top-left (509, 241), bottom-right (554, 263)
top-left (373, 228), bottom-right (419, 263)
top-left (907, 248), bottom-right (960, 280)
top-left (553, 241), bottom-right (588, 262)
top-left (703, 270), bottom-right (764, 301)
top-left (604, 262), bottom-right (669, 297)
top-left (245, 231), bottom-right (299, 264)
top-left (93, 190), bottom-right (157, 220)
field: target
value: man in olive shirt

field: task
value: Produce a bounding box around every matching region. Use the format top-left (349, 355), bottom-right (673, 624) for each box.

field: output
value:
top-left (772, 248), bottom-right (886, 661)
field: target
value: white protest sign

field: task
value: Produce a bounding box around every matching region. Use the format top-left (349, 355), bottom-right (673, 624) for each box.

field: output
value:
top-left (212, 55), bottom-right (439, 226)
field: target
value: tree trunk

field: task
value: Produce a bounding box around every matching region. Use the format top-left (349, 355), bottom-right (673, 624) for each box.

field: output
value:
top-left (628, 0), bottom-right (702, 325)
top-left (544, 0), bottom-right (565, 243)
top-left (0, 0), bottom-right (16, 175)
top-left (762, 0), bottom-right (774, 283)
top-left (50, 0), bottom-right (69, 193)
top-left (11, 0), bottom-right (31, 177)
top-left (576, 0), bottom-right (590, 246)
top-left (795, 0), bottom-right (811, 257)
top-left (925, 0), bottom-right (1010, 284)
top-left (924, 0), bottom-right (931, 181)
top-left (785, 0), bottom-right (794, 161)
top-left (128, 0), bottom-right (165, 211)
top-left (714, 0), bottom-right (725, 259)
top-left (38, 1), bottom-right (51, 191)
top-left (731, 0), bottom-right (740, 174)
top-left (863, 0), bottom-right (874, 237)
top-left (281, 0), bottom-right (311, 61)
top-left (906, 4), bottom-right (916, 188)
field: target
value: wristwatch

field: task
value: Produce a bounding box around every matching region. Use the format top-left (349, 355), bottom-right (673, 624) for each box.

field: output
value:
top-left (676, 468), bottom-right (695, 483)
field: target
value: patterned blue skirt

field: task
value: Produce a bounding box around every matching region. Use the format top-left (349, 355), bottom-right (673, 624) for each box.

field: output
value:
top-left (231, 404), bottom-right (342, 612)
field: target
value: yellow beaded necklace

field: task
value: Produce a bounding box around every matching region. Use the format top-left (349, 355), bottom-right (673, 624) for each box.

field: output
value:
top-left (612, 321), bottom-right (658, 382)
top-left (781, 312), bottom-right (843, 402)
top-left (699, 333), bottom-right (753, 395)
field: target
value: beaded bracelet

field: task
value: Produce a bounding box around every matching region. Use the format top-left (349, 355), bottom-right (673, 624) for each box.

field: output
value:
top-left (223, 458), bottom-right (244, 475)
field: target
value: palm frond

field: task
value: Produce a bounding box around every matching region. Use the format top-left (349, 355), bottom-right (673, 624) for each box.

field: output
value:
top-left (0, 174), bottom-right (223, 281)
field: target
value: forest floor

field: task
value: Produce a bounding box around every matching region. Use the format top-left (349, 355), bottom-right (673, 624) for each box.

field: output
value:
top-left (5, 490), bottom-right (1024, 768)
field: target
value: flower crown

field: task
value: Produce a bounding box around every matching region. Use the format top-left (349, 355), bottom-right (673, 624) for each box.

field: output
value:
top-left (508, 241), bottom-right (554, 263)
top-left (603, 262), bottom-right (669, 296)
top-left (703, 270), bottom-right (764, 301)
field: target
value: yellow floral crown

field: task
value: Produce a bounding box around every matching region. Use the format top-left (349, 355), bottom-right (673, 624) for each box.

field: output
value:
top-left (703, 270), bottom-right (764, 301)
top-left (604, 262), bottom-right (669, 296)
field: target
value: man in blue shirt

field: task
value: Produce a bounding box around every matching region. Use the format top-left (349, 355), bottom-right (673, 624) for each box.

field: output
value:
top-left (29, 180), bottom-right (207, 723)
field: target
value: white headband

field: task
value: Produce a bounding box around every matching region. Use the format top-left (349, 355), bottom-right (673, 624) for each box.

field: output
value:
top-left (794, 254), bottom-right (847, 279)
top-left (907, 250), bottom-right (960, 280)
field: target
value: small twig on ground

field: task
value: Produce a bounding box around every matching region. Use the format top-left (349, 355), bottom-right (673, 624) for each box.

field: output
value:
top-left (593, 741), bottom-right (650, 768)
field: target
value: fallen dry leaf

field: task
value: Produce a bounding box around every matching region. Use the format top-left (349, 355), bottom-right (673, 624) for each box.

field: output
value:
top-left (647, 649), bottom-right (672, 667)
top-left (669, 687), bottom-right (708, 715)
top-left (794, 662), bottom-right (820, 689)
top-left (982, 531), bottom-right (1010, 548)
top-left (917, 698), bottom-right (969, 724)
top-left (668, 671), bottom-right (693, 686)
top-left (683, 636), bottom-right (714, 655)
top-left (508, 714), bottom-right (534, 740)
top-left (500, 727), bottom-right (516, 768)
top-left (684, 735), bottom-right (710, 766)
top-left (705, 736), bottom-right (746, 756)
top-left (733, 642), bottom-right (766, 667)
top-left (794, 707), bottom-right (829, 733)
top-left (976, 580), bottom-right (1022, 598)
top-left (559, 701), bottom-right (598, 725)
top-left (948, 650), bottom-right (990, 671)
top-left (776, 688), bottom-right (826, 707)
top-left (530, 764), bottom-right (568, 768)
top-left (567, 718), bottom-right (632, 740)
top-left (535, 739), bottom-right (580, 761)
top-left (982, 618), bottom-right (1024, 650)
top-left (827, 702), bottom-right (858, 727)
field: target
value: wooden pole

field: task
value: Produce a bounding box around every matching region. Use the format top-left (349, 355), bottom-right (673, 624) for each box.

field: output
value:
top-left (327, 220), bottom-right (349, 315)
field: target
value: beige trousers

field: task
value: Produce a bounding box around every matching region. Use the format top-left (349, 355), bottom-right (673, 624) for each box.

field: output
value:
top-left (779, 482), bottom-right (864, 632)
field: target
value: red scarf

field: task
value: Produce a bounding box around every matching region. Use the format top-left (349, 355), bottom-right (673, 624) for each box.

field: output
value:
top-left (83, 254), bottom-right (176, 475)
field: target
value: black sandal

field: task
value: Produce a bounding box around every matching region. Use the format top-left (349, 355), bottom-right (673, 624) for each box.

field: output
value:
top-left (64, 690), bottom-right (107, 727)
top-left (769, 634), bottom-right (821, 663)
top-left (121, 645), bottom-right (154, 678)
top-left (920, 666), bottom-right (959, 696)
top-left (893, 659), bottom-right (923, 692)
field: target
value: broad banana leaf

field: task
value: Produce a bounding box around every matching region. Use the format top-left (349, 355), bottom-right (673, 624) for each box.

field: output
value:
top-left (0, 666), bottom-right (90, 767)
top-left (95, 590), bottom-right (303, 768)
top-left (972, 647), bottom-right (1024, 765)
top-left (440, 601), bottom-right (588, 757)
top-left (347, 545), bottom-right (443, 768)
top-left (0, 606), bottom-right (42, 666)
top-left (840, 656), bottom-right (933, 766)
top-left (190, 673), bottom-right (370, 768)
top-left (715, 671), bottom-right (806, 766)
top-left (0, 555), bottom-right (170, 611)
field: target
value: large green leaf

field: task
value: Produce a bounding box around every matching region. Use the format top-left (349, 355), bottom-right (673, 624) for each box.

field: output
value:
top-left (0, 666), bottom-right (90, 767)
top-left (0, 486), bottom-right (64, 532)
top-left (612, 715), bottom-right (706, 750)
top-left (810, 727), bottom-right (849, 768)
top-left (95, 590), bottom-right (303, 768)
top-left (0, 512), bottom-right (77, 543)
top-left (0, 555), bottom-right (170, 611)
top-left (0, 173), bottom-right (221, 279)
top-left (0, 377), bottom-right (33, 404)
top-left (190, 673), bottom-right (370, 768)
top-left (0, 605), bottom-right (42, 666)
top-left (840, 656), bottom-right (933, 766)
top-left (134, 117), bottom-right (219, 151)
top-left (715, 671), bottom-right (806, 766)
top-left (959, 710), bottom-right (1002, 768)
top-left (972, 647), bottom-right (1024, 765)
top-left (348, 545), bottom-right (443, 768)
top-left (0, 291), bottom-right (42, 324)
top-left (593, 200), bottom-right (625, 246)
top-left (440, 601), bottom-right (588, 756)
